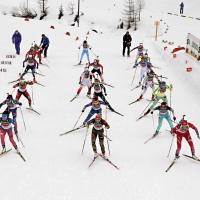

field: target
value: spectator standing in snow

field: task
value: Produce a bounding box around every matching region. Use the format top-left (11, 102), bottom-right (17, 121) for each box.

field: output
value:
top-left (123, 31), bottom-right (132, 57)
top-left (12, 30), bottom-right (22, 55)
top-left (180, 2), bottom-right (184, 14)
top-left (39, 34), bottom-right (50, 58)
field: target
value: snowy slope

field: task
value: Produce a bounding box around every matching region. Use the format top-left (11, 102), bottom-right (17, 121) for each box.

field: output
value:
top-left (1, 0), bottom-right (200, 200)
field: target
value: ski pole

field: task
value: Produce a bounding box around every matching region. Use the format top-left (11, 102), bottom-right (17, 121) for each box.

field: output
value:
top-left (78, 49), bottom-right (80, 60)
top-left (73, 112), bottom-right (83, 129)
top-left (11, 88), bottom-right (16, 94)
top-left (90, 49), bottom-right (97, 58)
top-left (170, 90), bottom-right (172, 118)
top-left (81, 126), bottom-right (89, 155)
top-left (167, 134), bottom-right (175, 157)
top-left (19, 137), bottom-right (25, 148)
top-left (103, 133), bottom-right (112, 141)
top-left (19, 106), bottom-right (26, 131)
top-left (105, 106), bottom-right (111, 154)
top-left (105, 128), bottom-right (110, 156)
top-left (152, 113), bottom-right (155, 132)
top-left (37, 68), bottom-right (43, 74)
top-left (131, 66), bottom-right (137, 85)
top-left (31, 85), bottom-right (34, 105)
top-left (140, 101), bottom-right (152, 116)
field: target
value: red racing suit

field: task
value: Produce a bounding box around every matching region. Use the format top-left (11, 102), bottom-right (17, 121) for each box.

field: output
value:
top-left (13, 81), bottom-right (34, 106)
top-left (171, 122), bottom-right (199, 155)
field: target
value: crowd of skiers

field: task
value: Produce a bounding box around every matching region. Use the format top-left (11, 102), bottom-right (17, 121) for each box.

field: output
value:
top-left (126, 38), bottom-right (200, 164)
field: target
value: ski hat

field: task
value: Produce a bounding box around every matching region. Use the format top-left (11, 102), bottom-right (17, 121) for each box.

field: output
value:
top-left (84, 67), bottom-right (89, 72)
top-left (2, 111), bottom-right (9, 118)
top-left (181, 120), bottom-right (188, 126)
top-left (83, 40), bottom-right (87, 44)
top-left (149, 70), bottom-right (154, 74)
top-left (161, 102), bottom-right (167, 106)
top-left (161, 81), bottom-right (166, 86)
top-left (2, 114), bottom-right (7, 118)
top-left (6, 94), bottom-right (13, 100)
top-left (41, 34), bottom-right (45, 37)
top-left (139, 43), bottom-right (143, 46)
top-left (95, 114), bottom-right (101, 120)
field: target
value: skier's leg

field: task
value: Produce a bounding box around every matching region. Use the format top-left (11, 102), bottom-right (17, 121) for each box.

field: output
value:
top-left (0, 128), bottom-right (6, 147)
top-left (185, 133), bottom-right (195, 155)
top-left (80, 50), bottom-right (85, 62)
top-left (15, 90), bottom-right (22, 102)
top-left (86, 50), bottom-right (90, 63)
top-left (176, 135), bottom-right (183, 156)
top-left (165, 114), bottom-right (174, 130)
top-left (77, 86), bottom-right (83, 95)
top-left (23, 91), bottom-right (32, 106)
top-left (7, 129), bottom-right (17, 148)
top-left (98, 130), bottom-right (105, 154)
top-left (91, 128), bottom-right (98, 153)
top-left (156, 115), bottom-right (164, 131)
top-left (83, 109), bottom-right (96, 125)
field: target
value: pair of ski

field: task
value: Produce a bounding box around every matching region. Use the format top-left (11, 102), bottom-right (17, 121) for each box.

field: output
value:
top-left (70, 94), bottom-right (91, 102)
top-left (144, 132), bottom-right (161, 144)
top-left (88, 153), bottom-right (119, 170)
top-left (0, 149), bottom-right (26, 162)
top-left (8, 79), bottom-right (45, 87)
top-left (107, 108), bottom-right (124, 116)
top-left (60, 125), bottom-right (86, 136)
top-left (129, 98), bottom-right (143, 105)
top-left (26, 107), bottom-right (40, 115)
top-left (102, 82), bottom-right (114, 88)
top-left (166, 154), bottom-right (200, 172)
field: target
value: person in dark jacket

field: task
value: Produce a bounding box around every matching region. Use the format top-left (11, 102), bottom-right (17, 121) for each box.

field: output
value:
top-left (123, 31), bottom-right (132, 57)
top-left (39, 34), bottom-right (50, 58)
top-left (180, 2), bottom-right (184, 14)
top-left (12, 30), bottom-right (22, 55)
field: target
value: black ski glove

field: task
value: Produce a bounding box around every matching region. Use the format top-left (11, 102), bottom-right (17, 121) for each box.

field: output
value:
top-left (173, 116), bottom-right (176, 121)
top-left (150, 111), bottom-right (153, 114)
top-left (82, 109), bottom-right (84, 112)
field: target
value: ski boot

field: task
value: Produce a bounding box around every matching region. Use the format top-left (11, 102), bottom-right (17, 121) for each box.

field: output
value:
top-left (144, 109), bottom-right (151, 116)
top-left (153, 130), bottom-right (159, 137)
top-left (137, 94), bottom-right (143, 101)
top-left (174, 154), bottom-right (180, 161)
top-left (78, 61), bottom-right (82, 65)
top-left (1, 146), bottom-right (6, 154)
top-left (102, 153), bottom-right (107, 159)
top-left (192, 153), bottom-right (199, 160)
top-left (15, 146), bottom-right (19, 153)
top-left (151, 95), bottom-right (155, 101)
top-left (94, 152), bottom-right (98, 158)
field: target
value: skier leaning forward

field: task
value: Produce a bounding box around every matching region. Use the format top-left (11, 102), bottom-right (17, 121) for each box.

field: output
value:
top-left (151, 102), bottom-right (176, 137)
top-left (170, 119), bottom-right (200, 160)
top-left (0, 111), bottom-right (19, 154)
top-left (82, 96), bottom-right (106, 125)
top-left (13, 79), bottom-right (35, 108)
top-left (144, 81), bottom-right (173, 115)
top-left (86, 114), bottom-right (110, 159)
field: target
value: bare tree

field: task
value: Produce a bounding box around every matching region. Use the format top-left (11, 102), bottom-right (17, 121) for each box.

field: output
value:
top-left (136, 0), bottom-right (145, 21)
top-left (122, 0), bottom-right (136, 30)
top-left (67, 2), bottom-right (75, 15)
top-left (133, 10), bottom-right (139, 30)
top-left (11, 1), bottom-right (37, 18)
top-left (37, 0), bottom-right (49, 20)
top-left (58, 4), bottom-right (64, 19)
